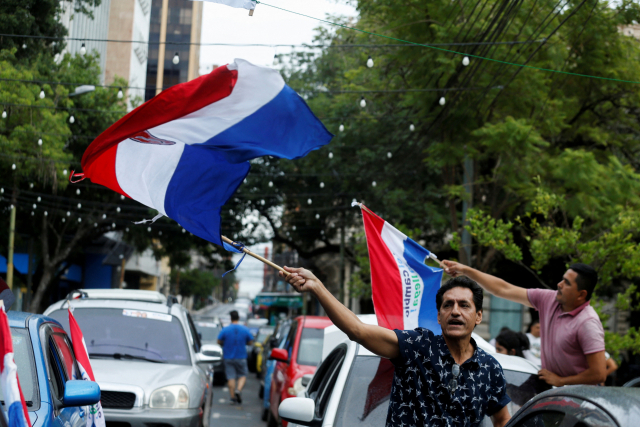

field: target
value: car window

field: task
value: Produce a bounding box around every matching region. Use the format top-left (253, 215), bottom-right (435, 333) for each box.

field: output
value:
top-left (296, 327), bottom-right (325, 366)
top-left (195, 322), bottom-right (222, 342)
top-left (334, 355), bottom-right (394, 427)
top-left (313, 347), bottom-right (346, 418)
top-left (186, 312), bottom-right (202, 353)
top-left (514, 410), bottom-right (565, 427)
top-left (48, 308), bottom-right (192, 365)
top-left (284, 321), bottom-right (298, 357)
top-left (51, 332), bottom-right (77, 380)
top-left (0, 328), bottom-right (40, 411)
top-left (276, 322), bottom-right (292, 348)
top-left (47, 336), bottom-right (66, 402)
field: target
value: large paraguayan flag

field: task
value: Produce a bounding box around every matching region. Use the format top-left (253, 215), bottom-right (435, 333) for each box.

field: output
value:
top-left (358, 204), bottom-right (444, 333)
top-left (80, 59), bottom-right (332, 246)
top-left (0, 302), bottom-right (30, 427)
top-left (69, 308), bottom-right (105, 427)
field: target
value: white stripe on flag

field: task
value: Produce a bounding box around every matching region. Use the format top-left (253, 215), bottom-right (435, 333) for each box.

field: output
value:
top-left (380, 222), bottom-right (426, 330)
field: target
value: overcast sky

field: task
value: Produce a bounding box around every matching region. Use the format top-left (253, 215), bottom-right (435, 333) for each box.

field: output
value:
top-left (201, 1), bottom-right (357, 298)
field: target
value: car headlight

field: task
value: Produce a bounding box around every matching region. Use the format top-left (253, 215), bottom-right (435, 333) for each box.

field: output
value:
top-left (150, 385), bottom-right (190, 409)
top-left (288, 376), bottom-right (306, 397)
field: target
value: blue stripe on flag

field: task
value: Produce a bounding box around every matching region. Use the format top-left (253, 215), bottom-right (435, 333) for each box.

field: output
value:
top-left (8, 401), bottom-right (27, 427)
top-left (201, 85), bottom-right (333, 164)
top-left (403, 238), bottom-right (443, 333)
top-left (164, 145), bottom-right (250, 245)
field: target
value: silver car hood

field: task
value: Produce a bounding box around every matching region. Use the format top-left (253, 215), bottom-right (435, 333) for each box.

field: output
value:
top-left (91, 358), bottom-right (205, 407)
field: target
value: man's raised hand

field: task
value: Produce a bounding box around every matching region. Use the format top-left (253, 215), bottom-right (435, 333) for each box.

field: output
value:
top-left (442, 260), bottom-right (465, 278)
top-left (279, 266), bottom-right (322, 294)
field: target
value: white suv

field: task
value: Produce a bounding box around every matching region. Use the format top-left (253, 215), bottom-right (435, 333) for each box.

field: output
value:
top-left (45, 289), bottom-right (219, 427)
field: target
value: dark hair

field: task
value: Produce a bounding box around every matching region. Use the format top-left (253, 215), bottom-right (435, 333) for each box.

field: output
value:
top-left (526, 319), bottom-right (540, 333)
top-left (436, 276), bottom-right (483, 312)
top-left (495, 330), bottom-right (530, 358)
top-left (569, 263), bottom-right (598, 301)
top-left (230, 310), bottom-right (239, 321)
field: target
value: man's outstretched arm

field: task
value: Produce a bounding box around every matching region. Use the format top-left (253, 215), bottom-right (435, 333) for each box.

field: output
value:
top-left (442, 260), bottom-right (533, 308)
top-left (280, 266), bottom-right (399, 359)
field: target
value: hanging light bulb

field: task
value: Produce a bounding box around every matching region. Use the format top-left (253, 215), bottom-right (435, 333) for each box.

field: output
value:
top-left (260, 199), bottom-right (265, 205)
top-left (409, 123), bottom-right (415, 132)
top-left (359, 97), bottom-right (366, 108)
top-left (172, 52), bottom-right (180, 65)
top-left (112, 223), bottom-right (116, 228)
top-left (37, 196), bottom-right (41, 202)
top-left (120, 195), bottom-right (125, 200)
top-left (158, 231), bottom-right (162, 236)
top-left (2, 110), bottom-right (6, 119)
top-left (367, 56), bottom-right (374, 68)
top-left (462, 56), bottom-right (470, 66)
top-left (117, 88), bottom-right (124, 99)
top-left (147, 227), bottom-right (151, 232)
top-left (62, 218), bottom-right (65, 222)
top-left (372, 181), bottom-right (377, 187)
top-left (63, 169), bottom-right (68, 175)
top-left (126, 227), bottom-right (130, 232)
top-left (38, 138), bottom-right (42, 146)
top-left (102, 214), bottom-right (107, 219)
top-left (328, 152), bottom-right (333, 159)
top-left (94, 223), bottom-right (98, 227)
top-left (268, 181), bottom-right (273, 187)
top-left (31, 211), bottom-right (34, 216)
top-left (78, 42), bottom-right (86, 55)
top-left (319, 182), bottom-right (325, 188)
top-left (182, 228), bottom-right (186, 233)
top-left (439, 96), bottom-right (446, 106)
top-left (11, 164), bottom-right (16, 170)
top-left (307, 198), bottom-right (312, 205)
top-left (292, 226), bottom-right (296, 231)
top-left (39, 89), bottom-right (45, 99)
top-left (387, 152), bottom-right (392, 159)
top-left (29, 183), bottom-right (34, 189)
top-left (339, 124), bottom-right (344, 132)
top-left (66, 211), bottom-right (71, 216)
top-left (76, 189), bottom-right (81, 195)
top-left (32, 204), bottom-right (36, 209)
top-left (116, 207), bottom-right (121, 213)
top-left (0, 188), bottom-right (3, 193)
top-left (77, 203), bottom-right (81, 209)
top-left (78, 217), bottom-right (82, 222)
top-left (44, 211), bottom-right (48, 216)
top-left (315, 214), bottom-right (320, 219)
top-left (69, 115), bottom-right (75, 124)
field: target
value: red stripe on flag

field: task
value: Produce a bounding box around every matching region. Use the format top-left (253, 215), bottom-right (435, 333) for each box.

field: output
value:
top-left (0, 305), bottom-right (30, 426)
top-left (83, 144), bottom-right (129, 198)
top-left (361, 206), bottom-right (404, 330)
top-left (81, 64), bottom-right (239, 175)
top-left (68, 309), bottom-right (96, 381)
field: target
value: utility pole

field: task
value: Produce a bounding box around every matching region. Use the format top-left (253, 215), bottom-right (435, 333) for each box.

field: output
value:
top-left (155, 0), bottom-right (169, 95)
top-left (339, 218), bottom-right (346, 307)
top-left (25, 237), bottom-right (33, 311)
top-left (461, 154), bottom-right (474, 265)
top-left (6, 204), bottom-right (16, 290)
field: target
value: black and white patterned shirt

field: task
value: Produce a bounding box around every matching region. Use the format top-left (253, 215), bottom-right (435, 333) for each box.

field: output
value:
top-left (387, 328), bottom-right (510, 427)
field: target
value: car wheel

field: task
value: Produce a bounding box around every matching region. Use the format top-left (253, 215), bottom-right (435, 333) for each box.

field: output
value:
top-left (259, 384), bottom-right (264, 399)
top-left (261, 407), bottom-right (269, 422)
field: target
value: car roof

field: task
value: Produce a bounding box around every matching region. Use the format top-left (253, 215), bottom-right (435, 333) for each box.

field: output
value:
top-left (293, 315), bottom-right (333, 329)
top-left (71, 289), bottom-right (168, 303)
top-left (44, 296), bottom-right (174, 316)
top-left (8, 311), bottom-right (63, 330)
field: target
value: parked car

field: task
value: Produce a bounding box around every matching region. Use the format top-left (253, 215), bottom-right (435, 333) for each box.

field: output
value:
top-left (261, 318), bottom-right (293, 421)
top-left (192, 318), bottom-right (225, 384)
top-left (268, 316), bottom-right (333, 427)
top-left (280, 315), bottom-right (549, 427)
top-left (247, 325), bottom-right (275, 374)
top-left (3, 311), bottom-right (101, 427)
top-left (44, 289), bottom-right (219, 427)
top-left (503, 386), bottom-right (640, 426)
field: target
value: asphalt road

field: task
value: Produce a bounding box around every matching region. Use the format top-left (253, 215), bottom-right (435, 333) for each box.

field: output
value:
top-left (208, 363), bottom-right (266, 427)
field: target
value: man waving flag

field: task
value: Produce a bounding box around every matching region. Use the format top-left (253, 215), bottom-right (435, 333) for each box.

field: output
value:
top-left (355, 203), bottom-right (444, 332)
top-left (0, 301), bottom-right (29, 427)
top-left (68, 307), bottom-right (105, 427)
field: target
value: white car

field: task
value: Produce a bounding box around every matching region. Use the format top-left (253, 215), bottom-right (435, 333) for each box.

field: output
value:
top-left (280, 315), bottom-right (547, 427)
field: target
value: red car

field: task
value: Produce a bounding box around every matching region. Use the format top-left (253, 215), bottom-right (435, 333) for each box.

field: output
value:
top-left (268, 315), bottom-right (333, 427)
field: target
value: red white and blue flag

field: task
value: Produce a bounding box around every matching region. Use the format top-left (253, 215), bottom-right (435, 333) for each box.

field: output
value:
top-left (357, 204), bottom-right (443, 333)
top-left (68, 308), bottom-right (105, 427)
top-left (79, 59), bottom-right (332, 246)
top-left (0, 302), bottom-right (30, 427)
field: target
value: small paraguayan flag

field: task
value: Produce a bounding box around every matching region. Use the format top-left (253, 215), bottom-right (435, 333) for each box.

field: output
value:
top-left (356, 203), bottom-right (444, 333)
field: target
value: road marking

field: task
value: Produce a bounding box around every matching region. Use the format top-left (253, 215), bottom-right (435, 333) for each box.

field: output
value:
top-left (218, 398), bottom-right (226, 403)
top-left (222, 387), bottom-right (229, 392)
top-left (212, 413), bottom-right (220, 419)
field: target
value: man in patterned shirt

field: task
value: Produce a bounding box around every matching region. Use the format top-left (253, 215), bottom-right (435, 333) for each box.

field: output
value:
top-left (280, 267), bottom-right (511, 427)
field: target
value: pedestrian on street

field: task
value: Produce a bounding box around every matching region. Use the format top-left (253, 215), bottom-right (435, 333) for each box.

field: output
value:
top-left (442, 261), bottom-right (606, 387)
top-left (280, 267), bottom-right (512, 427)
top-left (217, 310), bottom-right (254, 404)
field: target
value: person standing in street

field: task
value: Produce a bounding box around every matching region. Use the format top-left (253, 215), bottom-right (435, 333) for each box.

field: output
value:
top-left (280, 267), bottom-right (512, 427)
top-left (217, 310), bottom-right (254, 404)
top-left (442, 261), bottom-right (607, 387)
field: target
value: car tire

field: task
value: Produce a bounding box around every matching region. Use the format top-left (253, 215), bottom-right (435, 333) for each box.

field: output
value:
top-left (259, 384), bottom-right (264, 399)
top-left (261, 407), bottom-right (269, 422)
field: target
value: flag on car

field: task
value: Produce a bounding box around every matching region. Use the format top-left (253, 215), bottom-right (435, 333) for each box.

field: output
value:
top-left (68, 307), bottom-right (106, 427)
top-left (78, 59), bottom-right (332, 247)
top-left (0, 301), bottom-right (30, 427)
top-left (356, 203), bottom-right (443, 332)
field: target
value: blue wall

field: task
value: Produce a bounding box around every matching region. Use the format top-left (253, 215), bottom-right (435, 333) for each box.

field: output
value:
top-left (83, 254), bottom-right (113, 289)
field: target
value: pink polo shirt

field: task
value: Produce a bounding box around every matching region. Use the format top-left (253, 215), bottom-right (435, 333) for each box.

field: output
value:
top-left (527, 289), bottom-right (605, 378)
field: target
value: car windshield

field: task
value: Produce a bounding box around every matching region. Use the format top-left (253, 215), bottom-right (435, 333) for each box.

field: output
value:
top-left (0, 328), bottom-right (39, 410)
top-left (48, 308), bottom-right (191, 365)
top-left (334, 355), bottom-right (549, 427)
top-left (256, 327), bottom-right (275, 343)
top-left (195, 322), bottom-right (221, 343)
top-left (296, 327), bottom-right (324, 366)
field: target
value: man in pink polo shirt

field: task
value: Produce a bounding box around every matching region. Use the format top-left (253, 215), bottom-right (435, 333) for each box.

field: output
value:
top-left (441, 261), bottom-right (607, 386)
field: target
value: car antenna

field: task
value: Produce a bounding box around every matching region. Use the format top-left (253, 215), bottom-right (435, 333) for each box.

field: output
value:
top-left (62, 290), bottom-right (88, 309)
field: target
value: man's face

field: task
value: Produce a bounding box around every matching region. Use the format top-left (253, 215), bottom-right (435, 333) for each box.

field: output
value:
top-left (556, 269), bottom-right (585, 307)
top-left (437, 287), bottom-right (482, 339)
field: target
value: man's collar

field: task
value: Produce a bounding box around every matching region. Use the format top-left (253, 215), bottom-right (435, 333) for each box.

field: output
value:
top-left (438, 335), bottom-right (481, 368)
top-left (560, 300), bottom-right (590, 317)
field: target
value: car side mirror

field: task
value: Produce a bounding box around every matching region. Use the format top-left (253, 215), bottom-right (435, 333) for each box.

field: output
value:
top-left (270, 348), bottom-right (289, 363)
top-left (279, 397), bottom-right (315, 426)
top-left (301, 374), bottom-right (314, 387)
top-left (63, 380), bottom-right (101, 407)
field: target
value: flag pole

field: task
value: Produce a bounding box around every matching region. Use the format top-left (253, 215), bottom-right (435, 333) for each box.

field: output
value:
top-left (221, 236), bottom-right (290, 276)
